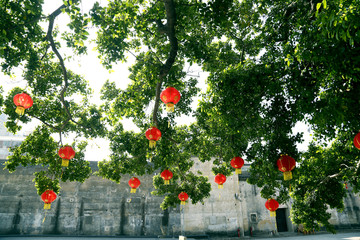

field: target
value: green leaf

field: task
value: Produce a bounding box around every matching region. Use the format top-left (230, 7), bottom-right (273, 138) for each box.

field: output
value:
top-left (316, 3), bottom-right (322, 11)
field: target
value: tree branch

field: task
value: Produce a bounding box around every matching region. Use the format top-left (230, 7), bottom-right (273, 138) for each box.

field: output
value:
top-left (152, 0), bottom-right (178, 126)
top-left (27, 113), bottom-right (59, 132)
top-left (46, 4), bottom-right (72, 129)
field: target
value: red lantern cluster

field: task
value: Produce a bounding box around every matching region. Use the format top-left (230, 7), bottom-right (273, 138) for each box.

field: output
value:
top-left (178, 192), bottom-right (189, 205)
top-left (128, 177), bottom-right (141, 193)
top-left (145, 127), bottom-right (161, 148)
top-left (13, 93), bottom-right (33, 115)
top-left (265, 198), bottom-right (279, 217)
top-left (41, 190), bottom-right (57, 209)
top-left (354, 133), bottom-right (360, 150)
top-left (161, 169), bottom-right (173, 185)
top-left (231, 156), bottom-right (244, 174)
top-left (58, 146), bottom-right (75, 167)
top-left (160, 87), bottom-right (181, 112)
top-left (277, 155), bottom-right (296, 180)
top-left (214, 173), bottom-right (227, 189)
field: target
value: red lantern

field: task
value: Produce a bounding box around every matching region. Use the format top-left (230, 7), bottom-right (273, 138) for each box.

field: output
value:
top-left (277, 155), bottom-right (296, 180)
top-left (13, 93), bottom-right (33, 115)
top-left (178, 192), bottom-right (189, 205)
top-left (145, 127), bottom-right (161, 148)
top-left (354, 133), bottom-right (360, 150)
top-left (214, 173), bottom-right (227, 189)
top-left (128, 177), bottom-right (141, 193)
top-left (160, 87), bottom-right (181, 112)
top-left (231, 156), bottom-right (245, 174)
top-left (58, 146), bottom-right (75, 167)
top-left (265, 198), bottom-right (279, 217)
top-left (161, 169), bottom-right (173, 185)
top-left (41, 190), bottom-right (57, 210)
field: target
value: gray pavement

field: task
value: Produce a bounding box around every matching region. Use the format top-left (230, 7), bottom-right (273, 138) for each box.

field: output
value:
top-left (252, 231), bottom-right (360, 239)
top-left (0, 232), bottom-right (360, 240)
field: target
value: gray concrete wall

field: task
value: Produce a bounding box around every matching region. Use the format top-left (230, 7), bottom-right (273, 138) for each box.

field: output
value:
top-left (0, 160), bottom-right (180, 236)
top-left (184, 161), bottom-right (360, 237)
top-left (1, 159), bottom-right (360, 237)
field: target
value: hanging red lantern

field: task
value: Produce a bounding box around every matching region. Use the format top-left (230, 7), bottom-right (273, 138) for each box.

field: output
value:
top-left (354, 133), bottom-right (360, 150)
top-left (178, 192), bottom-right (189, 205)
top-left (41, 190), bottom-right (57, 210)
top-left (214, 173), bottom-right (227, 189)
top-left (265, 198), bottom-right (279, 217)
top-left (128, 177), bottom-right (141, 193)
top-left (161, 169), bottom-right (173, 185)
top-left (145, 126), bottom-right (161, 148)
top-left (58, 145), bottom-right (75, 167)
top-left (231, 156), bottom-right (245, 174)
top-left (160, 87), bottom-right (181, 112)
top-left (277, 155), bottom-right (296, 181)
top-left (13, 92), bottom-right (33, 115)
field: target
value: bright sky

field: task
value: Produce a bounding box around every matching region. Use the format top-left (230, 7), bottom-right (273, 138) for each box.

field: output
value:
top-left (0, 1), bottom-right (310, 161)
top-left (1, 0), bottom-right (208, 161)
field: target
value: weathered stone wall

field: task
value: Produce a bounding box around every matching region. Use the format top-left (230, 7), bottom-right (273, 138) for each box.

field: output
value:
top-left (0, 160), bottom-right (180, 236)
top-left (184, 161), bottom-right (360, 236)
top-left (1, 159), bottom-right (360, 237)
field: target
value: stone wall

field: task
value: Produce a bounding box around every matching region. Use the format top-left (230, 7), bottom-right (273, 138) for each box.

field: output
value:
top-left (0, 160), bottom-right (180, 236)
top-left (1, 159), bottom-right (360, 237)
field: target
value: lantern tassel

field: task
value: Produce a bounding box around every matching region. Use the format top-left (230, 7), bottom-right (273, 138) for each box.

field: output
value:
top-left (149, 140), bottom-right (156, 148)
top-left (44, 203), bottom-right (51, 210)
top-left (15, 106), bottom-right (25, 115)
top-left (166, 103), bottom-right (175, 112)
top-left (218, 184), bottom-right (223, 189)
top-left (270, 211), bottom-right (276, 217)
top-left (181, 200), bottom-right (186, 205)
top-left (235, 168), bottom-right (242, 174)
top-left (284, 171), bottom-right (292, 181)
top-left (130, 188), bottom-right (136, 193)
top-left (43, 211), bottom-right (47, 223)
top-left (164, 180), bottom-right (169, 185)
top-left (61, 159), bottom-right (69, 167)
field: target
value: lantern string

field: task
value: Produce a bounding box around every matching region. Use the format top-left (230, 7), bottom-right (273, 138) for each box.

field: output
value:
top-left (42, 210), bottom-right (47, 223)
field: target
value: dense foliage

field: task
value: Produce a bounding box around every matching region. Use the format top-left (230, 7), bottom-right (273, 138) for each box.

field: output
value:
top-left (1, 0), bottom-right (359, 233)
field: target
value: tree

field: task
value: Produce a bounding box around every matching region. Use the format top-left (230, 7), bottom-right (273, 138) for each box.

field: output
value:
top-left (1, 0), bottom-right (359, 233)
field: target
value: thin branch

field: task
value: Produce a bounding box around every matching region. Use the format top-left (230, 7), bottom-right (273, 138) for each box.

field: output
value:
top-left (152, 0), bottom-right (178, 126)
top-left (46, 4), bottom-right (72, 129)
top-left (165, 135), bottom-right (179, 145)
top-left (152, 81), bottom-right (162, 126)
top-left (27, 113), bottom-right (59, 132)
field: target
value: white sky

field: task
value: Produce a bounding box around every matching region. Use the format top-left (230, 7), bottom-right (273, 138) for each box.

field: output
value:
top-left (0, 1), bottom-right (310, 161)
top-left (0, 0), bottom-right (208, 161)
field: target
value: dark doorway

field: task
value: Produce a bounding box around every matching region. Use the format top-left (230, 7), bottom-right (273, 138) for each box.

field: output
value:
top-left (276, 208), bottom-right (288, 232)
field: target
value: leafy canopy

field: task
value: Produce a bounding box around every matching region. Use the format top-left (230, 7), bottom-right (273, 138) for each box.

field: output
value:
top-left (1, 0), bottom-right (360, 233)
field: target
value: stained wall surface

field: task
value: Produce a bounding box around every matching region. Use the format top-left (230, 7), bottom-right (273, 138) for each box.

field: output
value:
top-left (0, 160), bottom-right (180, 236)
top-left (1, 159), bottom-right (360, 237)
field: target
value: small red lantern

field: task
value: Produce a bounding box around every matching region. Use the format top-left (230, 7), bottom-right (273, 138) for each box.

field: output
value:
top-left (277, 155), bottom-right (296, 180)
top-left (13, 93), bottom-right (33, 115)
top-left (354, 133), bottom-right (360, 150)
top-left (145, 126), bottom-right (161, 148)
top-left (214, 173), bottom-right (227, 189)
top-left (128, 177), bottom-right (141, 193)
top-left (178, 192), bottom-right (189, 205)
top-left (265, 198), bottom-right (279, 217)
top-left (161, 169), bottom-right (173, 185)
top-left (160, 87), bottom-right (181, 112)
top-left (231, 156), bottom-right (245, 174)
top-left (58, 146), bottom-right (75, 167)
top-left (41, 190), bottom-right (57, 210)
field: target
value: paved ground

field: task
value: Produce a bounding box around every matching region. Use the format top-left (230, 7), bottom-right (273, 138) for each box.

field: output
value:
top-left (0, 232), bottom-right (360, 240)
top-left (251, 231), bottom-right (360, 239)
